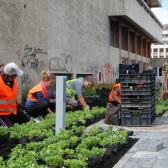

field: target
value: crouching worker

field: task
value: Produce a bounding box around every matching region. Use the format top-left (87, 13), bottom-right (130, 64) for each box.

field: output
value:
top-left (0, 63), bottom-right (26, 127)
top-left (25, 70), bottom-right (55, 119)
top-left (66, 75), bottom-right (95, 110)
top-left (104, 79), bottom-right (121, 124)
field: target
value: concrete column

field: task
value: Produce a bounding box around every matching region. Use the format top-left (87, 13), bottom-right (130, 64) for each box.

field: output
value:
top-left (128, 29), bottom-right (130, 64)
top-left (164, 47), bottom-right (166, 58)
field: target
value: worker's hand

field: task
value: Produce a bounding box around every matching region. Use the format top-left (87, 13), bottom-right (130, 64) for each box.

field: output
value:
top-left (83, 105), bottom-right (90, 110)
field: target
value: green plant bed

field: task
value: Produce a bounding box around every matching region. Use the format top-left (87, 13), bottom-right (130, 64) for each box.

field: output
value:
top-left (156, 99), bottom-right (168, 116)
top-left (0, 126), bottom-right (129, 168)
top-left (0, 107), bottom-right (106, 162)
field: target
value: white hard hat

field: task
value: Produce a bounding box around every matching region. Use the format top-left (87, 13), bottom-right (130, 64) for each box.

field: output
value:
top-left (4, 62), bottom-right (23, 76)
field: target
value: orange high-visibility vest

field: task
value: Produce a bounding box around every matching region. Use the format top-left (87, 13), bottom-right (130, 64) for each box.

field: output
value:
top-left (0, 75), bottom-right (18, 116)
top-left (27, 82), bottom-right (48, 102)
top-left (109, 83), bottom-right (121, 102)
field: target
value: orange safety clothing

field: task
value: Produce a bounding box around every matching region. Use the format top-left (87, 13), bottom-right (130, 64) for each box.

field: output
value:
top-left (27, 82), bottom-right (48, 102)
top-left (0, 75), bottom-right (18, 116)
top-left (109, 83), bottom-right (121, 102)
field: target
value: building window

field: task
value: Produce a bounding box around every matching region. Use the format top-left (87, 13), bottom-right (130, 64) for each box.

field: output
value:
top-left (154, 48), bottom-right (158, 52)
top-left (160, 48), bottom-right (164, 52)
top-left (160, 48), bottom-right (164, 58)
top-left (136, 35), bottom-right (141, 55)
top-left (121, 27), bottom-right (128, 51)
top-left (76, 74), bottom-right (93, 78)
top-left (121, 57), bottom-right (128, 64)
top-left (142, 39), bottom-right (146, 56)
top-left (130, 31), bottom-right (135, 53)
top-left (147, 42), bottom-right (151, 58)
top-left (110, 20), bottom-right (119, 48)
top-left (166, 48), bottom-right (168, 58)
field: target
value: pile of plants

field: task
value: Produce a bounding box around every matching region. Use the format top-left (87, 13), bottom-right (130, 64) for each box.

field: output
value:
top-left (84, 83), bottom-right (114, 96)
top-left (0, 106), bottom-right (129, 168)
top-left (0, 126), bottom-right (127, 168)
top-left (0, 107), bottom-right (105, 141)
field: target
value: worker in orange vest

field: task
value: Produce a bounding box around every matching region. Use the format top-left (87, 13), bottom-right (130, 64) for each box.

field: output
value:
top-left (104, 79), bottom-right (121, 124)
top-left (25, 70), bottom-right (55, 119)
top-left (0, 62), bottom-right (23, 127)
top-left (109, 79), bottom-right (121, 105)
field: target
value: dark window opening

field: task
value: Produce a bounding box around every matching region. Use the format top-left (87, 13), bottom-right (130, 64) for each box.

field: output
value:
top-left (130, 32), bottom-right (135, 53)
top-left (121, 27), bottom-right (128, 51)
top-left (136, 36), bottom-right (141, 55)
top-left (110, 20), bottom-right (119, 48)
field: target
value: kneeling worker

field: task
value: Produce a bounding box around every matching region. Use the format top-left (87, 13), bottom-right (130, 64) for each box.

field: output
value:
top-left (104, 79), bottom-right (121, 124)
top-left (0, 62), bottom-right (23, 127)
top-left (66, 75), bottom-right (95, 110)
top-left (25, 70), bottom-right (55, 118)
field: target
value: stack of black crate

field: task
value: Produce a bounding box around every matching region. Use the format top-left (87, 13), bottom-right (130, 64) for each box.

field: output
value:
top-left (119, 64), bottom-right (155, 126)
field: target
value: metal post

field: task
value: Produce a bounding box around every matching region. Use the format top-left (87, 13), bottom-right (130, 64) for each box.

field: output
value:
top-left (55, 76), bottom-right (66, 134)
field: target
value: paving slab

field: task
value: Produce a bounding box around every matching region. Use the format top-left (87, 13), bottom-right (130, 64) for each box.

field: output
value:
top-left (136, 139), bottom-right (163, 152)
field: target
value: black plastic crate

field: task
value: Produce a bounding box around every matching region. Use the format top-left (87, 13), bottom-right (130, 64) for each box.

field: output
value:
top-left (121, 112), bottom-right (155, 126)
top-left (119, 74), bottom-right (155, 82)
top-left (121, 82), bottom-right (155, 88)
top-left (121, 86), bottom-right (155, 93)
top-left (122, 94), bottom-right (155, 100)
top-left (121, 100), bottom-right (155, 107)
top-left (121, 101), bottom-right (155, 108)
top-left (119, 64), bottom-right (139, 74)
top-left (119, 78), bottom-right (155, 84)
top-left (121, 96), bottom-right (155, 103)
top-left (120, 105), bottom-right (155, 114)
top-left (122, 89), bottom-right (155, 96)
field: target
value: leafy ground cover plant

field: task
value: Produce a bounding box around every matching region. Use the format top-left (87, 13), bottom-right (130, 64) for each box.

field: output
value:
top-left (156, 99), bottom-right (168, 116)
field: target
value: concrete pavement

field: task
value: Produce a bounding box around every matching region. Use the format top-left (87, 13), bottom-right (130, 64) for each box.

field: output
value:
top-left (87, 112), bottom-right (168, 168)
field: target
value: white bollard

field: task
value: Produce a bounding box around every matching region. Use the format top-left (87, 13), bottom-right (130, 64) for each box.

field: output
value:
top-left (55, 76), bottom-right (67, 133)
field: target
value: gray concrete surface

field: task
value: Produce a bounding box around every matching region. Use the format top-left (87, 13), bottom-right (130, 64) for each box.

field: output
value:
top-left (88, 112), bottom-right (168, 168)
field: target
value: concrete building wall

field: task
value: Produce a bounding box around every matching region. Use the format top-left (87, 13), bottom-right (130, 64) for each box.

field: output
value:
top-left (109, 0), bottom-right (162, 42)
top-left (0, 0), bottom-right (22, 64)
top-left (0, 0), bottom-right (162, 91)
top-left (48, 0), bottom-right (111, 82)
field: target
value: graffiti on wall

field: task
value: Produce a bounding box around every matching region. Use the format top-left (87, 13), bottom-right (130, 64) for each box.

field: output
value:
top-left (21, 73), bottom-right (31, 85)
top-left (79, 62), bottom-right (118, 83)
top-left (80, 63), bottom-right (99, 74)
top-left (100, 64), bottom-right (112, 83)
top-left (22, 45), bottom-right (47, 72)
top-left (49, 54), bottom-right (72, 72)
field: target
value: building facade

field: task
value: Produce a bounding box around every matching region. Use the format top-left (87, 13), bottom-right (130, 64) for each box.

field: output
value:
top-left (151, 24), bottom-right (168, 59)
top-left (0, 0), bottom-right (162, 88)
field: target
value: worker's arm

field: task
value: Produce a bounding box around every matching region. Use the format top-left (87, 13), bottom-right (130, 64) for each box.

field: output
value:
top-left (47, 107), bottom-right (53, 113)
top-left (78, 96), bottom-right (90, 109)
top-left (112, 94), bottom-right (121, 104)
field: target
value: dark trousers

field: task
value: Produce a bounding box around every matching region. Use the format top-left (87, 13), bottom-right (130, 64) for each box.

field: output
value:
top-left (104, 102), bottom-right (120, 124)
top-left (0, 116), bottom-right (13, 127)
top-left (0, 105), bottom-right (30, 127)
top-left (26, 102), bottom-right (49, 118)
